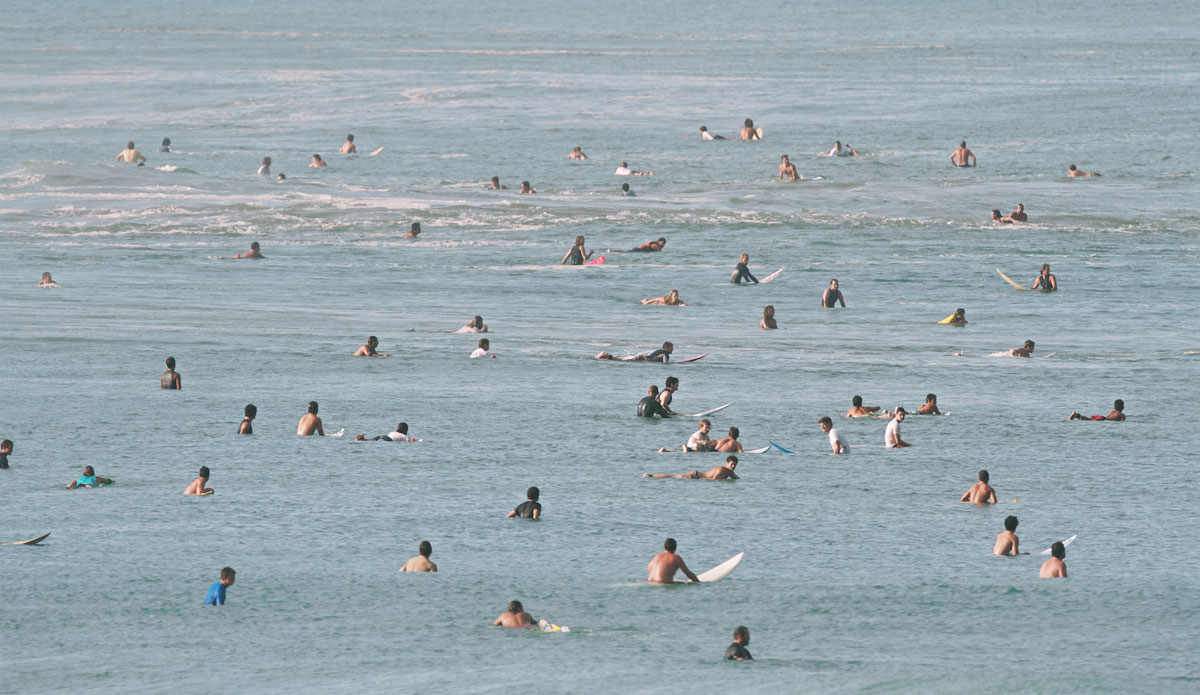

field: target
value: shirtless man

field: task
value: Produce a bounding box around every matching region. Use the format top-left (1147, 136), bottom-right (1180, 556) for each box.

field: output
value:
top-left (884, 408), bottom-right (911, 448)
top-left (658, 377), bottom-right (680, 415)
top-left (1009, 203), bottom-right (1028, 222)
top-left (399, 541), bottom-right (437, 572)
top-left (1069, 399), bottom-right (1125, 421)
top-left (993, 516), bottom-right (1022, 556)
top-left (339, 134), bottom-right (357, 154)
top-left (712, 427), bottom-right (744, 453)
top-left (353, 336), bottom-right (390, 357)
top-left (822, 279), bottom-right (846, 308)
top-left (519, 181), bottom-right (535, 194)
top-left (567, 146), bottom-right (588, 160)
top-left (488, 176), bottom-right (507, 190)
top-left (644, 455), bottom-right (740, 480)
top-left (310, 154), bottom-right (327, 168)
top-left (1031, 264), bottom-right (1057, 291)
top-left (1039, 542), bottom-right (1068, 578)
top-left (699, 126), bottom-right (725, 140)
top-left (647, 538), bottom-right (700, 583)
top-left (642, 290), bottom-right (687, 306)
top-left (493, 600), bottom-right (535, 628)
top-left (916, 393), bottom-right (941, 415)
top-left (819, 416), bottom-right (849, 454)
top-left (36, 272), bottom-right (59, 287)
top-left (949, 140), bottom-right (976, 167)
top-left (845, 395), bottom-right (885, 418)
top-left (234, 241), bottom-right (264, 259)
top-left (1010, 340), bottom-right (1036, 358)
top-left (613, 161), bottom-right (653, 176)
top-left (297, 401), bottom-right (325, 436)
top-left (404, 222), bottom-right (421, 239)
top-left (184, 466), bottom-right (213, 495)
top-left (739, 118), bottom-right (760, 141)
top-left (778, 154), bottom-right (798, 181)
top-left (115, 141), bottom-right (146, 164)
top-left (1067, 164), bottom-right (1098, 177)
top-left (961, 470), bottom-right (997, 505)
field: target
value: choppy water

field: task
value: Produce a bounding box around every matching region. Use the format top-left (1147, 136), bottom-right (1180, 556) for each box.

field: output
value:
top-left (2, 1), bottom-right (1199, 693)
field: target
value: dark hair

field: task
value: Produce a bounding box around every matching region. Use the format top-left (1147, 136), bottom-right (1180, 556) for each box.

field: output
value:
top-left (1004, 515), bottom-right (1018, 531)
top-left (728, 426), bottom-right (739, 439)
top-left (926, 394), bottom-right (937, 402)
top-left (960, 140), bottom-right (966, 148)
top-left (312, 154), bottom-right (322, 160)
top-left (526, 486), bottom-right (539, 501)
top-left (852, 395), bottom-right (863, 407)
top-left (733, 626), bottom-right (749, 642)
top-left (263, 156), bottom-right (272, 165)
top-left (397, 422), bottom-right (408, 434)
top-left (478, 338), bottom-right (489, 349)
top-left (419, 540), bottom-right (431, 557)
top-left (522, 180), bottom-right (530, 187)
top-left (346, 134), bottom-right (354, 142)
top-left (250, 242), bottom-right (260, 250)
top-left (491, 176), bottom-right (500, 183)
top-left (308, 401), bottom-right (318, 414)
top-left (165, 356), bottom-right (176, 370)
top-left (508, 600), bottom-right (523, 613)
top-left (1068, 164), bottom-right (1077, 171)
top-left (991, 209), bottom-right (1002, 218)
top-left (1024, 340), bottom-right (1035, 349)
top-left (744, 118), bottom-right (754, 127)
top-left (956, 308), bottom-right (965, 314)
top-left (411, 222), bottom-right (421, 232)
top-left (657, 238), bottom-right (666, 244)
top-left (127, 141), bottom-right (135, 149)
top-left (726, 455), bottom-right (738, 465)
top-left (472, 315), bottom-right (483, 327)
top-left (1114, 399), bottom-right (1124, 411)
top-left (818, 416), bottom-right (832, 427)
top-left (763, 305), bottom-right (774, 317)
top-left (664, 538), bottom-right (677, 552)
top-left (648, 384), bottom-right (659, 395)
top-left (83, 465), bottom-right (95, 476)
top-left (662, 342), bottom-right (673, 351)
top-left (220, 566), bottom-right (236, 580)
top-left (979, 470), bottom-right (989, 483)
top-left (0, 439), bottom-right (11, 449)
top-left (161, 138), bottom-right (170, 146)
top-left (368, 336), bottom-right (378, 345)
top-left (199, 466), bottom-right (210, 479)
top-left (574, 235), bottom-right (585, 246)
top-left (700, 126), bottom-right (708, 132)
top-left (1051, 541), bottom-right (1065, 559)
top-left (244, 404), bottom-right (257, 418)
top-left (621, 183), bottom-right (630, 191)
top-left (277, 173), bottom-right (286, 180)
top-left (665, 377), bottom-right (678, 388)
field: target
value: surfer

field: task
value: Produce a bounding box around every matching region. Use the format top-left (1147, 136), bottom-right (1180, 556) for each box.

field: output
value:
top-left (160, 357), bottom-right (182, 390)
top-left (1067, 164), bottom-right (1098, 177)
top-left (339, 134), bottom-right (356, 154)
top-left (994, 516), bottom-right (1022, 556)
top-left (1039, 542), bottom-right (1068, 578)
top-left (761, 305), bottom-right (777, 329)
top-left (917, 394), bottom-right (942, 415)
top-left (637, 385), bottom-right (672, 418)
top-left (506, 487), bottom-right (541, 519)
top-left (846, 395), bottom-right (886, 418)
top-left (621, 183), bottom-right (636, 196)
top-left (1009, 340), bottom-right (1036, 358)
top-left (519, 180), bottom-right (535, 194)
top-left (730, 254), bottom-right (759, 284)
top-left (276, 173), bottom-right (286, 181)
top-left (613, 161), bottom-right (653, 176)
top-left (234, 241), bottom-right (264, 259)
top-left (949, 141), bottom-right (976, 167)
top-left (948, 308), bottom-right (967, 325)
top-left (567, 146), bottom-right (588, 160)
top-left (561, 235), bottom-right (594, 265)
top-left (1069, 399), bottom-right (1125, 421)
top-left (642, 290), bottom-right (687, 306)
top-left (778, 154), bottom-right (798, 181)
top-left (204, 567), bottom-right (235, 606)
top-left (713, 427), bottom-right (744, 453)
top-left (699, 126), bottom-right (725, 140)
top-left (658, 377), bottom-right (681, 416)
top-left (884, 408), bottom-right (911, 448)
top-left (258, 157), bottom-right (271, 175)
top-left (297, 401), bottom-right (325, 436)
top-left (725, 626), bottom-right (753, 661)
top-left (158, 138), bottom-right (172, 153)
top-left (184, 466), bottom-right (214, 495)
top-left (355, 422), bottom-right (414, 442)
top-left (404, 222), bottom-right (421, 239)
top-left (990, 209), bottom-right (1017, 223)
top-left (456, 316), bottom-right (488, 333)
top-left (66, 465), bottom-right (112, 488)
top-left (488, 176), bottom-right (507, 190)
top-left (36, 272), bottom-right (59, 287)
top-left (961, 470), bottom-right (997, 505)
top-left (1009, 203), bottom-right (1028, 221)
top-left (620, 238), bottom-right (665, 252)
top-left (310, 154), bottom-right (327, 168)
top-left (819, 417), bottom-right (849, 454)
top-left (644, 455), bottom-right (740, 480)
top-left (647, 538), bottom-right (700, 583)
top-left (683, 418), bottom-right (715, 451)
top-left (399, 541), bottom-right (437, 572)
top-left (829, 141), bottom-right (858, 157)
top-left (115, 141), bottom-right (146, 164)
top-left (1031, 264), bottom-right (1057, 291)
top-left (238, 404), bottom-right (256, 434)
top-left (470, 338), bottom-right (493, 358)
top-left (353, 336), bottom-right (391, 357)
top-left (822, 279), bottom-right (846, 308)
top-left (0, 439), bottom-right (11, 469)
top-left (739, 118), bottom-right (760, 141)
top-left (493, 600), bottom-right (535, 628)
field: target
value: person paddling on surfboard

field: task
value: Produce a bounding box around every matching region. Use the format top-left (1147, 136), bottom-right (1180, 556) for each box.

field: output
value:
top-left (613, 161), bottom-right (653, 176)
top-left (990, 209), bottom-right (1017, 223)
top-left (961, 469), bottom-right (997, 505)
top-left (1031, 264), bottom-right (1057, 291)
top-left (947, 308), bottom-right (967, 325)
top-left (66, 465), bottom-right (112, 489)
top-left (561, 235), bottom-right (594, 265)
top-left (648, 538), bottom-right (700, 583)
top-left (822, 279), bottom-right (846, 308)
top-left (184, 466), bottom-right (213, 495)
top-left (1039, 542), bottom-right (1067, 577)
top-left (1009, 340), bottom-right (1036, 358)
top-left (846, 395), bottom-right (887, 418)
top-left (493, 600), bottom-right (536, 628)
top-left (642, 290), bottom-right (687, 306)
top-left (916, 393), bottom-right (942, 415)
top-left (1068, 399), bottom-right (1125, 421)
top-left (36, 272), bottom-right (59, 287)
top-left (353, 336), bottom-right (390, 357)
top-left (644, 455), bottom-right (740, 480)
top-left (234, 241), bottom-right (264, 259)
top-left (1067, 164), bottom-right (1099, 178)
top-left (994, 516), bottom-right (1023, 556)
top-left (699, 126), bottom-right (726, 140)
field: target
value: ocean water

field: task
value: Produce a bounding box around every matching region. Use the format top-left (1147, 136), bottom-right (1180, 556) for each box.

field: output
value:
top-left (2, 1), bottom-right (1199, 692)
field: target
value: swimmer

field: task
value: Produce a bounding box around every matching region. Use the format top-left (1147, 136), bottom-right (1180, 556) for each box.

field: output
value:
top-left (238, 404), bottom-right (256, 434)
top-left (658, 376), bottom-right (680, 416)
top-left (730, 253), bottom-right (758, 284)
top-left (456, 315), bottom-right (488, 333)
top-left (506, 486), bottom-right (541, 519)
top-left (567, 146), bottom-right (588, 160)
top-left (621, 182), bottom-right (636, 196)
top-left (916, 393), bottom-right (942, 415)
top-left (404, 222), bottom-right (421, 239)
top-left (712, 427), bottom-right (744, 453)
top-left (399, 541), bottom-right (437, 572)
top-left (233, 241), bottom-right (264, 259)
top-left (1068, 399), bottom-right (1125, 421)
top-left (633, 238), bottom-right (665, 252)
top-left (884, 407), bottom-right (911, 448)
top-left (739, 118), bottom-right (760, 141)
top-left (276, 173), bottom-right (286, 181)
top-left (642, 290), bottom-right (687, 306)
top-left (1009, 340), bottom-right (1035, 358)
top-left (1009, 203), bottom-right (1028, 222)
top-left (258, 157), bottom-right (272, 175)
top-left (613, 161), bottom-right (653, 176)
top-left (488, 176), bottom-right (507, 190)
top-left (1067, 164), bottom-right (1099, 177)
top-left (595, 341), bottom-right (675, 363)
top-left (356, 422), bottom-right (415, 442)
top-left (339, 134), bottom-right (356, 154)
top-left (1031, 264), bottom-right (1057, 291)
top-left (161, 356), bottom-right (182, 390)
top-left (994, 516), bottom-right (1022, 556)
top-left (829, 141), bottom-right (858, 157)
top-left (778, 154), bottom-right (798, 181)
top-left (949, 140), bottom-right (976, 167)
top-left (297, 401), bottom-right (325, 436)
top-left (699, 126), bottom-right (726, 140)
top-left (846, 395), bottom-right (886, 418)
top-left (561, 235), bottom-right (594, 265)
top-left (647, 538), bottom-right (700, 583)
top-left (204, 567), bottom-right (235, 606)
top-left (184, 466), bottom-right (214, 495)
top-left (991, 209), bottom-right (1017, 223)
top-left (158, 138), bottom-right (172, 153)
top-left (0, 439), bottom-right (11, 469)
top-left (66, 465), bottom-right (112, 488)
top-left (36, 272), bottom-right (59, 287)
top-left (819, 416), bottom-right (849, 454)
top-left (725, 626), bottom-right (753, 661)
top-left (115, 141), bottom-right (146, 164)
top-left (948, 308), bottom-right (967, 325)
top-left (309, 154), bottom-right (327, 168)
top-left (645, 454), bottom-right (740, 479)
top-left (822, 278), bottom-right (846, 308)
top-left (760, 305), bottom-right (777, 329)
top-left (493, 600), bottom-right (535, 628)
top-left (519, 180), bottom-right (535, 194)
top-left (637, 384), bottom-right (672, 418)
top-left (470, 338), bottom-right (493, 358)
top-left (960, 470), bottom-right (997, 505)
top-left (1039, 542), bottom-right (1067, 578)
top-left (353, 336), bottom-right (391, 357)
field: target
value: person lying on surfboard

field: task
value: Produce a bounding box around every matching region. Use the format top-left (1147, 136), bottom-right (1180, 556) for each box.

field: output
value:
top-left (846, 395), bottom-right (888, 418)
top-left (1068, 399), bottom-right (1125, 421)
top-left (642, 290), bottom-right (687, 306)
top-left (699, 126), bottom-right (725, 140)
top-left (647, 538), bottom-right (700, 583)
top-left (595, 342), bottom-right (674, 362)
top-left (355, 422), bottom-right (415, 442)
top-left (353, 336), bottom-right (390, 357)
top-left (36, 271), bottom-right (60, 287)
top-left (760, 305), bottom-right (777, 329)
top-left (625, 238), bottom-right (665, 252)
top-left (561, 235), bottom-right (594, 265)
top-left (67, 465), bottom-right (113, 488)
top-left (948, 308), bottom-right (967, 325)
top-left (994, 516), bottom-right (1023, 556)
top-left (990, 209), bottom-right (1017, 223)
top-left (644, 455), bottom-right (740, 481)
top-left (916, 393), bottom-right (942, 415)
top-left (1009, 340), bottom-right (1036, 358)
top-left (1067, 164), bottom-right (1099, 177)
top-left (1031, 264), bottom-right (1056, 291)
top-left (184, 466), bottom-right (213, 495)
top-left (613, 161), bottom-right (653, 176)
top-left (961, 469), bottom-right (997, 505)
top-left (493, 600), bottom-right (536, 628)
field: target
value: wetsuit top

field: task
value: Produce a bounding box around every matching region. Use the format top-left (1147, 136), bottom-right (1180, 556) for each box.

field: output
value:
top-left (623, 190), bottom-right (636, 197)
top-left (0, 452), bottom-right (8, 469)
top-left (76, 475), bottom-right (98, 487)
top-left (637, 396), bottom-right (670, 418)
top-left (724, 643), bottom-right (753, 660)
top-left (160, 370), bottom-right (178, 389)
top-left (158, 145), bottom-right (171, 152)
top-left (644, 349), bottom-right (670, 363)
top-left (240, 418), bottom-right (253, 435)
top-left (204, 581), bottom-right (227, 606)
top-left (1035, 274), bottom-right (1054, 291)
top-left (730, 263), bottom-right (758, 284)
top-left (824, 290), bottom-right (842, 308)
top-left (566, 245), bottom-right (584, 265)
top-left (513, 500), bottom-right (541, 518)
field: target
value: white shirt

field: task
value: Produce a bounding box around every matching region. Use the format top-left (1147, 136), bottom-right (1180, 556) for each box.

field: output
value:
top-left (831, 144), bottom-right (853, 157)
top-left (686, 429), bottom-right (710, 451)
top-left (613, 166), bottom-right (633, 176)
top-left (828, 428), bottom-right (849, 453)
top-left (701, 131), bottom-right (714, 140)
top-left (470, 348), bottom-right (489, 358)
top-left (885, 419), bottom-right (902, 448)
top-left (386, 431), bottom-right (411, 442)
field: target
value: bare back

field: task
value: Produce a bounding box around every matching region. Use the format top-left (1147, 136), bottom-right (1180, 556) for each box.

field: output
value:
top-left (297, 413), bottom-right (323, 436)
top-left (993, 531), bottom-right (1019, 556)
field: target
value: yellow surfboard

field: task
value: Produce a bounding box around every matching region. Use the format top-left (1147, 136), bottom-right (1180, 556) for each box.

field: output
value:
top-left (995, 267), bottom-right (1028, 291)
top-left (937, 314), bottom-right (956, 324)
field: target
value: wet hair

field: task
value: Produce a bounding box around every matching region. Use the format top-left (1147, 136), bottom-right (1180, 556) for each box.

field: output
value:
top-left (991, 209), bottom-right (1003, 219)
top-left (726, 455), bottom-right (738, 465)
top-left (161, 138), bottom-right (170, 146)
top-left (471, 315), bottom-right (483, 328)
top-left (250, 242), bottom-right (260, 250)
top-left (664, 538), bottom-right (677, 552)
top-left (960, 140), bottom-right (966, 148)
top-left (781, 154), bottom-right (789, 161)
top-left (244, 404), bottom-right (257, 418)
top-left (0, 439), bottom-right (11, 450)
top-left (1068, 164), bottom-right (1077, 171)
top-left (220, 567), bottom-right (236, 581)
top-left (411, 222), bottom-right (421, 232)
top-left (419, 540), bottom-right (431, 557)
top-left (199, 466), bottom-right (210, 479)
top-left (662, 341), bottom-right (673, 351)
top-left (1004, 515), bottom-right (1018, 532)
top-left (699, 418), bottom-right (711, 428)
top-left (744, 118), bottom-right (754, 127)
top-left (526, 486), bottom-right (539, 501)
top-left (277, 173), bottom-right (286, 180)
top-left (573, 146), bottom-right (581, 152)
top-left (700, 126), bottom-right (709, 132)
top-left (763, 305), bottom-right (774, 317)
top-left (733, 626), bottom-right (749, 642)
top-left (83, 465), bottom-right (95, 476)
top-left (42, 272), bottom-right (52, 281)
top-left (818, 416), bottom-right (832, 427)
top-left (830, 278), bottom-right (839, 286)
top-left (1051, 541), bottom-right (1065, 559)
top-left (621, 183), bottom-right (630, 191)
top-left (852, 395), bottom-right (863, 407)
top-left (1041, 264), bottom-right (1051, 273)
top-left (127, 141), bottom-right (135, 149)
top-left (926, 394), bottom-right (937, 402)
top-left (956, 308), bottom-right (965, 315)
top-left (396, 422), bottom-right (408, 434)
top-left (346, 134), bottom-right (354, 142)
top-left (739, 253), bottom-right (749, 264)
top-left (1024, 340), bottom-right (1035, 349)
top-left (312, 154), bottom-right (322, 161)
top-left (979, 470), bottom-right (989, 483)
top-left (308, 401), bottom-right (318, 414)
top-left (478, 338), bottom-right (489, 350)
top-left (165, 356), bottom-right (176, 370)
top-left (657, 238), bottom-right (666, 244)
top-left (263, 156), bottom-right (271, 165)
top-left (491, 176), bottom-right (500, 184)
top-left (619, 161), bottom-right (628, 168)
top-left (1114, 399), bottom-right (1124, 411)
top-left (574, 235), bottom-right (585, 246)
top-left (367, 336), bottom-right (379, 346)
top-left (728, 426), bottom-right (739, 439)
top-left (665, 376), bottom-right (678, 388)
top-left (508, 600), bottom-right (523, 613)
top-left (521, 180), bottom-right (531, 188)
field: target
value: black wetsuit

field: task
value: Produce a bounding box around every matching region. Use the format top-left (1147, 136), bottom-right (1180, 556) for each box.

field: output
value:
top-left (239, 418), bottom-right (253, 435)
top-left (724, 643), bottom-right (753, 660)
top-left (0, 452), bottom-right (8, 469)
top-left (823, 290), bottom-right (843, 308)
top-left (566, 245), bottom-right (584, 265)
top-left (730, 263), bottom-right (758, 284)
top-left (160, 369), bottom-right (179, 389)
top-left (644, 349), bottom-right (670, 363)
top-left (513, 500), bottom-right (541, 518)
top-left (637, 396), bottom-right (671, 418)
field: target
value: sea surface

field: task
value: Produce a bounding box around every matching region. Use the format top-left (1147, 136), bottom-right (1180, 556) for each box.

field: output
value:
top-left (2, 1), bottom-right (1199, 693)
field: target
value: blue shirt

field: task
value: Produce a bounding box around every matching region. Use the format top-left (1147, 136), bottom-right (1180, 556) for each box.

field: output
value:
top-left (204, 581), bottom-right (227, 606)
top-left (76, 475), bottom-right (98, 487)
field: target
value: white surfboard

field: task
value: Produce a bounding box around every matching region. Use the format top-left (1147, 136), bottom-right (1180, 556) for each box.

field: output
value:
top-left (328, 428), bottom-right (345, 437)
top-left (369, 146), bottom-right (384, 156)
top-left (696, 552), bottom-right (744, 582)
top-left (538, 618), bottom-right (570, 633)
top-left (760, 267), bottom-right (785, 283)
top-left (678, 402), bottom-right (733, 418)
top-left (1039, 534), bottom-right (1076, 555)
top-left (1, 532), bottom-right (50, 546)
top-left (996, 267), bottom-right (1028, 291)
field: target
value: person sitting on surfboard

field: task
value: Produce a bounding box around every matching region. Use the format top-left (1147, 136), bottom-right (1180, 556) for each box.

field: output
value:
top-left (1009, 340), bottom-right (1036, 358)
top-left (725, 626), bottom-right (753, 661)
top-left (699, 126), bottom-right (725, 140)
top-left (561, 235), bottom-right (594, 265)
top-left (884, 408), bottom-right (912, 448)
top-left (0, 439), bottom-right (11, 469)
top-left (917, 393), bottom-right (942, 415)
top-left (712, 427), bottom-right (744, 453)
top-left (778, 154), bottom-right (799, 181)
top-left (353, 336), bottom-right (390, 357)
top-left (819, 417), bottom-right (849, 454)
top-left (234, 241), bottom-right (264, 259)
top-left (961, 470), bottom-right (997, 505)
top-left (1069, 399), bottom-right (1125, 422)
top-left (1039, 542), bottom-right (1068, 578)
top-left (613, 161), bottom-right (653, 176)
top-left (1031, 264), bottom-right (1057, 291)
top-left (67, 465), bottom-right (112, 489)
top-left (339, 134), bottom-right (356, 154)
top-left (36, 272), bottom-right (59, 287)
top-left (493, 600), bottom-right (536, 628)
top-left (647, 538), bottom-right (700, 583)
top-left (730, 253), bottom-right (758, 284)
top-left (994, 516), bottom-right (1022, 556)
top-left (846, 395), bottom-right (887, 418)
top-left (297, 401), bottom-right (325, 436)
top-left (1067, 164), bottom-right (1099, 178)
top-left (948, 309), bottom-right (967, 325)
top-left (519, 180), bottom-right (535, 194)
top-left (1009, 203), bottom-right (1028, 221)
top-left (949, 140), bottom-right (975, 167)
top-left (643, 290), bottom-right (687, 306)
top-left (637, 385), bottom-right (672, 419)
top-left (739, 118), bottom-right (760, 141)
top-left (506, 486), bottom-right (541, 519)
top-left (184, 466), bottom-right (213, 495)
top-left (566, 146), bottom-right (587, 160)
top-left (204, 567), bottom-right (235, 606)
top-left (456, 315), bottom-right (488, 333)
top-left (761, 305), bottom-right (777, 329)
top-left (822, 279), bottom-right (846, 308)
top-left (644, 455), bottom-right (740, 480)
top-left (470, 338), bottom-right (493, 358)
top-left (829, 141), bottom-right (858, 157)
top-left (404, 222), bottom-right (421, 239)
top-left (238, 404), bottom-right (256, 435)
top-left (683, 418), bottom-right (716, 452)
top-left (990, 209), bottom-right (1017, 223)
top-left (399, 541), bottom-right (437, 572)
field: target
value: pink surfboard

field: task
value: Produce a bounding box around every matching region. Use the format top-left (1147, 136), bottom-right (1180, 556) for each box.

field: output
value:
top-left (584, 255), bottom-right (606, 265)
top-left (677, 353), bottom-right (707, 363)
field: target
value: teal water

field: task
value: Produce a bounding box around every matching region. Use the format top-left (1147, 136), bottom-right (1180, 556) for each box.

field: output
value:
top-left (2, 1), bottom-right (1199, 692)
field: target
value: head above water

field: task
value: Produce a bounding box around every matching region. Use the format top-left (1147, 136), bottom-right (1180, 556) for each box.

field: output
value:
top-left (526, 486), bottom-right (539, 501)
top-left (165, 356), bottom-right (176, 370)
top-left (220, 566), bottom-right (236, 581)
top-left (126, 141), bottom-right (135, 150)
top-left (763, 305), bottom-right (774, 317)
top-left (346, 134), bottom-right (354, 142)
top-left (818, 416), bottom-right (833, 428)
top-left (396, 422), bottom-right (408, 434)
top-left (507, 600), bottom-right (523, 613)
top-left (367, 336), bottom-right (379, 347)
top-left (955, 308), bottom-right (965, 317)
top-left (308, 401), bottom-right (318, 414)
top-left (619, 161), bottom-right (628, 168)
top-left (1041, 264), bottom-right (1051, 274)
top-left (726, 455), bottom-right (738, 468)
top-left (780, 154), bottom-right (789, 161)
top-left (470, 315), bottom-right (484, 328)
top-left (665, 376), bottom-right (678, 389)
top-left (199, 466), bottom-right (210, 479)
top-left (960, 140), bottom-right (967, 148)
top-left (728, 426), bottom-right (739, 440)
top-left (662, 341), bottom-right (673, 352)
top-left (991, 210), bottom-right (1003, 220)
top-left (411, 222), bottom-right (421, 233)
top-left (250, 242), bottom-right (260, 250)
top-left (1068, 164), bottom-right (1078, 171)
top-left (621, 183), bottom-right (630, 192)
top-left (1024, 340), bottom-right (1035, 350)
top-left (979, 469), bottom-right (989, 483)
top-left (244, 404), bottom-right (257, 418)
top-left (739, 253), bottom-right (749, 264)
top-left (478, 338), bottom-right (489, 350)
top-left (0, 439), bottom-right (12, 452)
top-left (42, 272), bottom-right (53, 281)
top-left (575, 235), bottom-right (585, 246)
top-left (744, 118), bottom-right (754, 128)
top-left (277, 173), bottom-right (286, 180)
top-left (263, 156), bottom-right (272, 165)
top-left (699, 126), bottom-right (709, 133)
top-left (926, 394), bottom-right (937, 403)
top-left (491, 176), bottom-right (500, 185)
top-left (1114, 399), bottom-right (1124, 411)
top-left (664, 537), bottom-right (677, 552)
top-left (83, 465), bottom-right (95, 476)
top-left (648, 384), bottom-right (659, 396)
top-left (852, 395), bottom-right (863, 407)
top-left (419, 540), bottom-right (431, 557)
top-left (1005, 515), bottom-right (1018, 532)
top-left (830, 278), bottom-right (839, 289)
top-left (1051, 541), bottom-right (1066, 559)
top-left (161, 138), bottom-right (170, 146)
top-left (312, 154), bottom-right (323, 162)
top-left (733, 626), bottom-right (750, 644)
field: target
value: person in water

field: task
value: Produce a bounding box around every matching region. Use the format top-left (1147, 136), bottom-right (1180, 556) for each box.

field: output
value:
top-left (991, 209), bottom-right (1017, 223)
top-left (681, 418), bottom-right (715, 452)
top-left (948, 308), bottom-right (967, 325)
top-left (712, 427), bottom-right (744, 453)
top-left (778, 154), bottom-right (798, 181)
top-left (846, 395), bottom-right (885, 418)
top-left (356, 422), bottom-right (414, 442)
top-left (916, 393), bottom-right (942, 415)
top-left (822, 279), bottom-right (846, 308)
top-left (567, 146), bottom-right (587, 160)
top-left (1009, 203), bottom-right (1028, 221)
top-left (561, 235), bottom-right (594, 265)
top-left (276, 173), bottom-right (286, 181)
top-left (1067, 164), bottom-right (1099, 177)
top-left (819, 416), bottom-right (849, 454)
top-left (158, 138), bottom-right (172, 153)
top-left (506, 486), bottom-right (541, 519)
top-left (340, 134), bottom-right (356, 154)
top-left (0, 439), bottom-right (12, 469)
top-left (739, 118), bottom-right (760, 141)
top-left (297, 401), bottom-right (325, 436)
top-left (1069, 399), bottom-right (1125, 421)
top-left (66, 465), bottom-right (112, 488)
top-left (647, 538), bottom-right (700, 583)
top-left (730, 253), bottom-right (758, 284)
top-left (629, 238), bottom-right (665, 252)
top-left (184, 466), bottom-right (214, 495)
top-left (760, 305), bottom-right (777, 329)
top-left (36, 272), bottom-right (59, 287)
top-left (613, 161), bottom-right (653, 176)
top-left (457, 315), bottom-right (488, 333)
top-left (115, 141), bottom-right (146, 164)
top-left (1031, 263), bottom-right (1057, 291)
top-left (658, 376), bottom-right (680, 416)
top-left (596, 342), bottom-right (675, 362)
top-left (353, 336), bottom-right (390, 357)
top-left (488, 176), bottom-right (507, 190)
top-left (519, 180), bottom-right (535, 194)
top-left (161, 356), bottom-right (182, 390)
top-left (1009, 340), bottom-right (1036, 358)
top-left (493, 600), bottom-right (535, 628)
top-left (621, 182), bottom-right (635, 196)
top-left (725, 626), bottom-right (753, 661)
top-left (829, 141), bottom-right (858, 157)
top-left (699, 126), bottom-right (726, 140)
top-left (637, 385), bottom-right (672, 418)
top-left (645, 455), bottom-right (740, 480)
top-left (238, 404), bottom-right (256, 434)
top-left (234, 241), bottom-right (264, 259)
top-left (994, 516), bottom-right (1022, 556)
top-left (642, 290), bottom-right (687, 306)
top-left (310, 154), bottom-right (327, 168)
top-left (258, 157), bottom-right (271, 175)
top-left (404, 222), bottom-right (421, 239)
top-left (399, 541), bottom-right (437, 572)
top-left (1040, 542), bottom-right (1068, 578)
top-left (470, 338), bottom-right (493, 358)
top-left (884, 408), bottom-right (911, 448)
top-left (949, 140), bottom-right (976, 167)
top-left (960, 469), bottom-right (997, 505)
top-left (204, 567), bottom-right (235, 606)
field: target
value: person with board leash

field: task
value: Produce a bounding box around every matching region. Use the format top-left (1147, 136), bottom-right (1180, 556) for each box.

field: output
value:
top-left (1039, 542), bottom-right (1067, 578)
top-left (819, 417), bottom-right (849, 454)
top-left (184, 466), bottom-right (214, 495)
top-left (725, 626), bottom-right (753, 661)
top-left (884, 408), bottom-right (912, 448)
top-left (238, 404), bottom-right (256, 434)
top-left (1008, 340), bottom-right (1036, 358)
top-left (1067, 164), bottom-right (1099, 178)
top-left (1031, 264), bottom-right (1057, 291)
top-left (160, 356), bottom-right (182, 390)
top-left (829, 141), bottom-right (858, 157)
top-left (613, 161), bottom-right (653, 176)
top-left (1068, 399), bottom-right (1125, 421)
top-left (822, 279), bottom-right (846, 308)
top-left (994, 516), bottom-right (1023, 556)
top-left (66, 465), bottom-right (113, 488)
top-left (940, 308), bottom-right (967, 325)
top-left (961, 470), bottom-right (997, 505)
top-left (399, 541), bottom-right (437, 572)
top-left (297, 401), bottom-right (325, 436)
top-left (647, 538), bottom-right (700, 583)
top-left (948, 140), bottom-right (976, 167)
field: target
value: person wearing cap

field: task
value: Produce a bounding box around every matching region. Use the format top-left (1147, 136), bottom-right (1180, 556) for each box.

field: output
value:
top-left (885, 408), bottom-right (911, 448)
top-left (234, 241), bottom-right (264, 259)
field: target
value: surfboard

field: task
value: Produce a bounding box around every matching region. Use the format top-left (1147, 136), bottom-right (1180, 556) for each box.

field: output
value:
top-left (1041, 352), bottom-right (1056, 359)
top-left (676, 353), bottom-right (707, 364)
top-left (767, 440), bottom-right (794, 454)
top-left (538, 618), bottom-right (570, 633)
top-left (760, 267), bottom-right (785, 283)
top-left (1039, 534), bottom-right (1077, 555)
top-left (936, 314), bottom-right (957, 324)
top-left (678, 402), bottom-right (733, 418)
top-left (996, 268), bottom-right (1028, 291)
top-left (697, 552), bottom-right (744, 582)
top-left (584, 255), bottom-right (606, 265)
top-left (199, 490), bottom-right (214, 496)
top-left (329, 429), bottom-right (346, 437)
top-left (1, 532), bottom-right (50, 546)
top-left (755, 128), bottom-right (764, 140)
top-left (745, 445), bottom-right (770, 454)
top-left (369, 146), bottom-right (384, 156)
